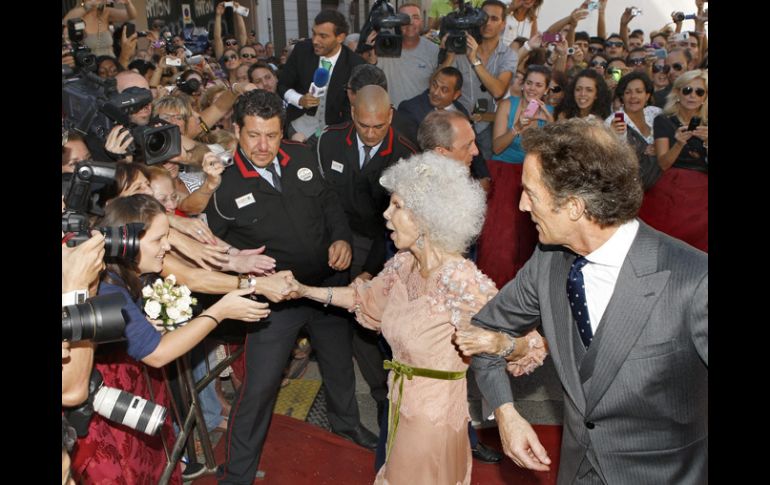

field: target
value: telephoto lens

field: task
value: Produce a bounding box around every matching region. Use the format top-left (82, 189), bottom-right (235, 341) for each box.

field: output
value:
top-left (62, 292), bottom-right (127, 343)
top-left (93, 386), bottom-right (168, 436)
top-left (100, 222), bottom-right (144, 260)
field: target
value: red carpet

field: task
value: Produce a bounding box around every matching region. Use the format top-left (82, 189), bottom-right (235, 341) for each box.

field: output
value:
top-left (194, 414), bottom-right (562, 484)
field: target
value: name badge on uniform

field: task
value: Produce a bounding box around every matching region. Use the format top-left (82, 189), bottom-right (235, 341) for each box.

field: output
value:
top-left (331, 161), bottom-right (344, 173)
top-left (297, 167), bottom-right (313, 181)
top-left (235, 193), bottom-right (256, 209)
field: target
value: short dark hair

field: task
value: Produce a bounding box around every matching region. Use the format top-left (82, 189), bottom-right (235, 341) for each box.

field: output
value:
top-left (247, 61), bottom-right (277, 84)
top-left (128, 59), bottom-right (154, 76)
top-left (630, 29), bottom-right (644, 38)
top-left (613, 71), bottom-right (653, 104)
top-left (606, 33), bottom-right (623, 42)
top-left (575, 31), bottom-right (590, 42)
top-left (348, 64), bottom-right (388, 92)
top-left (233, 89), bottom-right (286, 128)
top-left (524, 64), bottom-right (552, 87)
top-left (481, 0), bottom-right (507, 14)
top-left (434, 66), bottom-right (463, 92)
top-left (589, 36), bottom-right (606, 45)
top-left (520, 119), bottom-right (643, 227)
top-left (314, 9), bottom-right (349, 36)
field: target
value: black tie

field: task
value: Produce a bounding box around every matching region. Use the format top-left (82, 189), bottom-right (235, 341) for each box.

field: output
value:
top-left (362, 145), bottom-right (373, 168)
top-left (567, 256), bottom-right (593, 348)
top-left (265, 162), bottom-right (282, 192)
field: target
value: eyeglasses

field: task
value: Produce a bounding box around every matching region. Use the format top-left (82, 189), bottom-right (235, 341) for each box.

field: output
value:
top-left (590, 60), bottom-right (608, 68)
top-left (225, 40), bottom-right (239, 46)
top-left (159, 113), bottom-right (188, 122)
top-left (588, 46), bottom-right (605, 54)
top-left (605, 41), bottom-right (624, 48)
top-left (224, 55), bottom-right (238, 61)
top-left (681, 86), bottom-right (706, 97)
top-left (652, 64), bottom-right (671, 74)
top-left (547, 86), bottom-right (563, 94)
top-left (671, 62), bottom-right (685, 71)
top-left (629, 58), bottom-right (646, 66)
top-left (240, 53), bottom-right (256, 59)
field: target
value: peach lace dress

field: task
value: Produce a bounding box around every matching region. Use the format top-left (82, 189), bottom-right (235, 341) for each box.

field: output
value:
top-left (352, 251), bottom-right (497, 485)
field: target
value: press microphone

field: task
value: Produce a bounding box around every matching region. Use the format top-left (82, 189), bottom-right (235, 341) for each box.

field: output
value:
top-left (309, 67), bottom-right (330, 98)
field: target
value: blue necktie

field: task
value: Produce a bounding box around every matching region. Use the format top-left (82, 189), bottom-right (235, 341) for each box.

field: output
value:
top-left (567, 256), bottom-right (593, 348)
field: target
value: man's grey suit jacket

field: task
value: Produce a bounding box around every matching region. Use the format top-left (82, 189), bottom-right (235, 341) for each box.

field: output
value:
top-left (471, 221), bottom-right (708, 485)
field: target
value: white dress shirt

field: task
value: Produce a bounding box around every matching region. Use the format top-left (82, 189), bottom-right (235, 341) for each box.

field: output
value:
top-left (249, 156), bottom-right (282, 189)
top-left (582, 219), bottom-right (640, 333)
top-left (284, 46), bottom-right (342, 108)
top-left (356, 135), bottom-right (383, 169)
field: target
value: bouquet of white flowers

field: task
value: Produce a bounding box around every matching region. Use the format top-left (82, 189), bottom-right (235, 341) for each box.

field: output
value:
top-left (142, 274), bottom-right (198, 330)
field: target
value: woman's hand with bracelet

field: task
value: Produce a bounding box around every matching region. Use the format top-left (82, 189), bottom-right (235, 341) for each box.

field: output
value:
top-left (453, 325), bottom-right (514, 357)
top-left (208, 287), bottom-right (271, 322)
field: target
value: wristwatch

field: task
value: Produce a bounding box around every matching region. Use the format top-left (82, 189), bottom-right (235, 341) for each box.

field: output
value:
top-left (237, 273), bottom-right (258, 289)
top-left (471, 58), bottom-right (482, 68)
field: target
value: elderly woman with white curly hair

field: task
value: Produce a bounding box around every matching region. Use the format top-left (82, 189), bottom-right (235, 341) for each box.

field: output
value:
top-left (282, 151), bottom-right (546, 484)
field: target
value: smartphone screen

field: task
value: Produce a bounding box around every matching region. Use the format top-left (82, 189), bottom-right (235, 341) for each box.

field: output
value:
top-left (523, 100), bottom-right (539, 118)
top-left (614, 112), bottom-right (624, 123)
top-left (542, 32), bottom-right (561, 44)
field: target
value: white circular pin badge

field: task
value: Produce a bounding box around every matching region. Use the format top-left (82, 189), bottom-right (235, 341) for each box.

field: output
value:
top-left (297, 167), bottom-right (313, 181)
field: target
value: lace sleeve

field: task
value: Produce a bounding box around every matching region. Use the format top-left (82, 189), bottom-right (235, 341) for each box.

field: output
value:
top-left (349, 253), bottom-right (403, 330)
top-left (429, 260), bottom-right (498, 329)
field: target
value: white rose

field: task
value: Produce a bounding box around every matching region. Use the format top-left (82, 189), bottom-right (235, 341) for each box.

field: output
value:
top-left (165, 274), bottom-right (177, 285)
top-left (166, 305), bottom-right (182, 322)
top-left (177, 296), bottom-right (193, 311)
top-left (180, 285), bottom-right (192, 297)
top-left (142, 286), bottom-right (154, 298)
top-left (144, 300), bottom-right (162, 319)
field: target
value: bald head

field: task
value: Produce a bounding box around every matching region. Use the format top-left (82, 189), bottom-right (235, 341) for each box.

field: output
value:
top-left (115, 71), bottom-right (152, 125)
top-left (115, 70), bottom-right (150, 92)
top-left (351, 85), bottom-right (393, 147)
top-left (352, 85), bottom-right (391, 114)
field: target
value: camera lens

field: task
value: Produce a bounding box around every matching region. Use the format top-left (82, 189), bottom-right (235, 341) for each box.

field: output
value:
top-left (93, 386), bottom-right (167, 436)
top-left (62, 292), bottom-right (127, 343)
top-left (146, 131), bottom-right (168, 153)
top-left (100, 222), bottom-right (144, 260)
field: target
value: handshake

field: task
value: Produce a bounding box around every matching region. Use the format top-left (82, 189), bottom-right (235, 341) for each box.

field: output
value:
top-left (260, 271), bottom-right (305, 302)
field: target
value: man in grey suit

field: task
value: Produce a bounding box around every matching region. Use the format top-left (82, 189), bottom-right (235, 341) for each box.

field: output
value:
top-left (455, 119), bottom-right (708, 484)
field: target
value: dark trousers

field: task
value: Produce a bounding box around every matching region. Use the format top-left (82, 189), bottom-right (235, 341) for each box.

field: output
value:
top-left (217, 274), bottom-right (359, 484)
top-left (350, 232), bottom-right (389, 404)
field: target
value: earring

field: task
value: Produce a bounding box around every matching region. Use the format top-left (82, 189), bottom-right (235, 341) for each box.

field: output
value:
top-left (416, 234), bottom-right (425, 250)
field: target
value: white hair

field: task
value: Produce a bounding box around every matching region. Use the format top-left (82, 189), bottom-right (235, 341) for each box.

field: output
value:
top-left (380, 152), bottom-right (487, 254)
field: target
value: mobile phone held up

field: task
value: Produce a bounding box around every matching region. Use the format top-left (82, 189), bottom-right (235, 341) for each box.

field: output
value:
top-left (614, 112), bottom-right (625, 124)
top-left (523, 99), bottom-right (539, 119)
top-left (541, 32), bottom-right (562, 44)
top-left (474, 99), bottom-right (489, 114)
top-left (687, 116), bottom-right (701, 132)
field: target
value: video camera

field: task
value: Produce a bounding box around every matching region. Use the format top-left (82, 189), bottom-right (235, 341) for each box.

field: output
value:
top-left (439, 1), bottom-right (488, 54)
top-left (62, 160), bottom-right (145, 261)
top-left (65, 369), bottom-right (167, 438)
top-left (62, 75), bottom-right (182, 165)
top-left (357, 0), bottom-right (411, 57)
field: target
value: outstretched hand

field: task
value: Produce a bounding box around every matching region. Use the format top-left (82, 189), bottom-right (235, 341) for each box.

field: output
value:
top-left (496, 403), bottom-right (551, 471)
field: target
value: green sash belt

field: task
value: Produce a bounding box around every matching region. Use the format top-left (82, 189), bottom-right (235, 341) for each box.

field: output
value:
top-left (382, 359), bottom-right (467, 462)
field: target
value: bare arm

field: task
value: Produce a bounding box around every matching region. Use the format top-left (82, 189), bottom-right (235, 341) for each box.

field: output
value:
top-left (597, 0), bottom-right (608, 39)
top-left (62, 341), bottom-right (96, 406)
top-left (655, 126), bottom-right (694, 170)
top-left (492, 98), bottom-right (515, 154)
top-left (233, 2), bottom-right (248, 47)
top-left (106, 0), bottom-right (137, 23)
top-left (213, 2), bottom-right (225, 59)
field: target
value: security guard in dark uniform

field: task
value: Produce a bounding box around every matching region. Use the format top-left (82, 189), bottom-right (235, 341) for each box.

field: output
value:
top-left (207, 90), bottom-right (378, 485)
top-left (316, 86), bottom-right (418, 422)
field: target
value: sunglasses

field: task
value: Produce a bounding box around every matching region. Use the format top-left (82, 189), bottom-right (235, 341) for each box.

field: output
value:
top-left (224, 55), bottom-right (238, 61)
top-left (588, 46), bottom-right (604, 54)
top-left (681, 86), bottom-right (706, 97)
top-left (671, 62), bottom-right (685, 71)
top-left (591, 60), bottom-right (608, 68)
top-left (547, 86), bottom-right (563, 94)
top-left (629, 58), bottom-right (645, 66)
top-left (240, 53), bottom-right (256, 58)
top-left (225, 40), bottom-right (239, 46)
top-left (605, 41), bottom-right (624, 48)
top-left (652, 64), bottom-right (671, 74)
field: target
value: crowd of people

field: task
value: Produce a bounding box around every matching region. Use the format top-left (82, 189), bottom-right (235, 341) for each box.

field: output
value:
top-left (61, 1), bottom-right (708, 484)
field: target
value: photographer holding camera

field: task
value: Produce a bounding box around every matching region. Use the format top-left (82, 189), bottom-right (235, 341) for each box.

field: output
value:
top-left (367, 3), bottom-right (440, 108)
top-left (62, 228), bottom-right (105, 407)
top-left (62, 0), bottom-right (138, 57)
top-left (439, 0), bottom-right (517, 161)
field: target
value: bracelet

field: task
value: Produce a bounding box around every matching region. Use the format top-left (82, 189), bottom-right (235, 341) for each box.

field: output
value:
top-left (231, 82), bottom-right (239, 94)
top-left (323, 287), bottom-right (333, 307)
top-left (198, 314), bottom-right (220, 326)
top-left (498, 332), bottom-right (516, 358)
top-left (238, 273), bottom-right (257, 289)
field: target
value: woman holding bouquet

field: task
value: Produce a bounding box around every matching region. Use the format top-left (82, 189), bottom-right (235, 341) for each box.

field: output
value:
top-left (282, 153), bottom-right (547, 484)
top-left (69, 194), bottom-right (274, 484)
